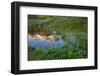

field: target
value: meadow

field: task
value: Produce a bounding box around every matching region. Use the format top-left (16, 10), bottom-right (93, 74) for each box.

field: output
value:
top-left (28, 15), bottom-right (88, 61)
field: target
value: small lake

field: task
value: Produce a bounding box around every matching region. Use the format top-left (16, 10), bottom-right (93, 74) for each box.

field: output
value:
top-left (28, 39), bottom-right (64, 50)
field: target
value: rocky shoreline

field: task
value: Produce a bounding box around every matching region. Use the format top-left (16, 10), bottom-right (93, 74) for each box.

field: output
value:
top-left (28, 33), bottom-right (61, 41)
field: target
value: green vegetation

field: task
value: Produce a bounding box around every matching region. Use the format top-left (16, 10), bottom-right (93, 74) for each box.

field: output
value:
top-left (28, 15), bottom-right (88, 61)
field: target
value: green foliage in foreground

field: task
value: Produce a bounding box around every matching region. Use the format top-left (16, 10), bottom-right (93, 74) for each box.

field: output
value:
top-left (28, 32), bottom-right (87, 61)
top-left (28, 45), bottom-right (87, 60)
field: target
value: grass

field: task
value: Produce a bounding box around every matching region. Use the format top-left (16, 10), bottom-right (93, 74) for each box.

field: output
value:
top-left (28, 32), bottom-right (87, 61)
top-left (28, 15), bottom-right (88, 61)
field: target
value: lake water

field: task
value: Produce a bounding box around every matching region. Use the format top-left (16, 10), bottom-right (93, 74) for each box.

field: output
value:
top-left (28, 39), bottom-right (64, 50)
